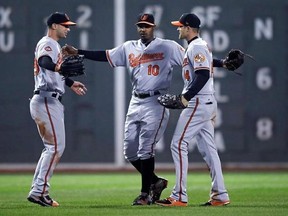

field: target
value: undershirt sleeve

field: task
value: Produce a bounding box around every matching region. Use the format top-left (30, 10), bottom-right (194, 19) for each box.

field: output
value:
top-left (213, 58), bottom-right (224, 68)
top-left (38, 55), bottom-right (74, 87)
top-left (78, 50), bottom-right (108, 62)
top-left (182, 69), bottom-right (210, 101)
top-left (38, 55), bottom-right (56, 71)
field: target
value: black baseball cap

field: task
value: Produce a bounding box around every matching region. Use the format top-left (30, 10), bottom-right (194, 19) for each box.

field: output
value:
top-left (171, 13), bottom-right (200, 28)
top-left (135, 13), bottom-right (156, 26)
top-left (47, 12), bottom-right (76, 27)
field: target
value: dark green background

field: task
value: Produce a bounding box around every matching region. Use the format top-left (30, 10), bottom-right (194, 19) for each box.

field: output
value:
top-left (0, 0), bottom-right (287, 163)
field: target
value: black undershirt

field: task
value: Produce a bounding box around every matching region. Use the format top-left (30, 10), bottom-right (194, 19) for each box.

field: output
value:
top-left (183, 69), bottom-right (209, 101)
top-left (77, 37), bottom-right (155, 61)
top-left (77, 42), bottom-right (223, 67)
top-left (78, 50), bottom-right (108, 61)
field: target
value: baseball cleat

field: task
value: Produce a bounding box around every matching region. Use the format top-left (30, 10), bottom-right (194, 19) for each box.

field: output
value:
top-left (27, 194), bottom-right (59, 207)
top-left (155, 197), bottom-right (187, 207)
top-left (201, 199), bottom-right (230, 206)
top-left (150, 177), bottom-right (168, 203)
top-left (132, 194), bottom-right (152, 206)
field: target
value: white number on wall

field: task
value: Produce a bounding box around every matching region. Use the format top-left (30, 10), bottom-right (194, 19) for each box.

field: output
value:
top-left (76, 5), bottom-right (92, 28)
top-left (256, 117), bottom-right (273, 140)
top-left (256, 67), bottom-right (272, 90)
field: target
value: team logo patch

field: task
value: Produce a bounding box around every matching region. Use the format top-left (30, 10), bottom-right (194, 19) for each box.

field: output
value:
top-left (44, 46), bottom-right (52, 51)
top-left (194, 53), bottom-right (205, 63)
top-left (141, 14), bottom-right (148, 21)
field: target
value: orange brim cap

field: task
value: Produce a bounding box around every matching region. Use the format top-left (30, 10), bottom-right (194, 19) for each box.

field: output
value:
top-left (60, 21), bottom-right (76, 26)
top-left (171, 21), bottom-right (183, 27)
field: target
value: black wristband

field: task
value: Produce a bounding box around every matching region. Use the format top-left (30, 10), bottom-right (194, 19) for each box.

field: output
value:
top-left (213, 58), bottom-right (224, 68)
top-left (78, 49), bottom-right (84, 55)
top-left (65, 78), bottom-right (74, 87)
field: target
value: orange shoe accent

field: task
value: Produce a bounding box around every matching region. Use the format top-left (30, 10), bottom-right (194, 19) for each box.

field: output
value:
top-left (45, 195), bottom-right (60, 207)
top-left (155, 197), bottom-right (187, 207)
top-left (211, 200), bottom-right (230, 206)
top-left (51, 200), bottom-right (60, 207)
top-left (27, 194), bottom-right (60, 207)
top-left (201, 199), bottom-right (230, 206)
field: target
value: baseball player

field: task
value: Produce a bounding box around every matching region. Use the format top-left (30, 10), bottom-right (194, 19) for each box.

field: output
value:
top-left (62, 13), bottom-right (228, 206)
top-left (27, 12), bottom-right (87, 207)
top-left (156, 13), bottom-right (230, 207)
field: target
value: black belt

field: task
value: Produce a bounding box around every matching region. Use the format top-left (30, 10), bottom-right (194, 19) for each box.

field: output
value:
top-left (133, 90), bottom-right (160, 99)
top-left (34, 90), bottom-right (62, 102)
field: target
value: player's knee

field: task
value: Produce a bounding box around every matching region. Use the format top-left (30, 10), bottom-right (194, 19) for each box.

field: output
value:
top-left (123, 147), bottom-right (135, 161)
top-left (123, 142), bottom-right (139, 160)
top-left (137, 151), bottom-right (155, 160)
top-left (124, 153), bottom-right (138, 161)
top-left (44, 142), bottom-right (65, 157)
top-left (170, 140), bottom-right (179, 152)
top-left (57, 145), bottom-right (65, 157)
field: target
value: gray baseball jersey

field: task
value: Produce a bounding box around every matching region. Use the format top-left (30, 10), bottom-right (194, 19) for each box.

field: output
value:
top-left (170, 37), bottom-right (229, 203)
top-left (181, 38), bottom-right (214, 97)
top-left (29, 36), bottom-right (65, 197)
top-left (106, 37), bottom-right (184, 160)
top-left (34, 36), bottom-right (65, 94)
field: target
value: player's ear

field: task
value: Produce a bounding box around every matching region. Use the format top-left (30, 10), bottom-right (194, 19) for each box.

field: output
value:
top-left (52, 23), bottom-right (57, 30)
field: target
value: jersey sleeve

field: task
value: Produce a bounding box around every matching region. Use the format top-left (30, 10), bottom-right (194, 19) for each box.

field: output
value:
top-left (189, 44), bottom-right (210, 72)
top-left (106, 42), bottom-right (127, 67)
top-left (36, 41), bottom-right (58, 63)
top-left (169, 41), bottom-right (185, 66)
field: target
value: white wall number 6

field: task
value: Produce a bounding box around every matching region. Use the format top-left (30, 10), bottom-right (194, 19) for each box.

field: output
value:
top-left (256, 67), bottom-right (272, 90)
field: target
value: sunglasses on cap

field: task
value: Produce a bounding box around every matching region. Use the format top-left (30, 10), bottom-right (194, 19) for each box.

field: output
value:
top-left (59, 24), bottom-right (70, 28)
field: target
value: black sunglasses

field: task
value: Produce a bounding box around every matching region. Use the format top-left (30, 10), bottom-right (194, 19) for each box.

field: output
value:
top-left (59, 24), bottom-right (70, 28)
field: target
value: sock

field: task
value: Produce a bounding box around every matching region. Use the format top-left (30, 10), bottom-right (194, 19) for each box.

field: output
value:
top-left (140, 157), bottom-right (155, 194)
top-left (130, 159), bottom-right (142, 173)
top-left (151, 173), bottom-right (159, 184)
top-left (130, 159), bottom-right (158, 182)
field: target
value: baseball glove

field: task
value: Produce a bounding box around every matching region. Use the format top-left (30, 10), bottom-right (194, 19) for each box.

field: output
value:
top-left (157, 94), bottom-right (187, 109)
top-left (223, 49), bottom-right (255, 75)
top-left (59, 55), bottom-right (85, 78)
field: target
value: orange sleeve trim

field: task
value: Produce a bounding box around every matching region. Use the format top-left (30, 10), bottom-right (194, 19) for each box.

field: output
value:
top-left (194, 67), bottom-right (210, 71)
top-left (106, 50), bottom-right (115, 68)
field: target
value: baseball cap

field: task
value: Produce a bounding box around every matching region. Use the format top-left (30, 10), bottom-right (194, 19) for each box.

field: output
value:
top-left (135, 13), bottom-right (156, 26)
top-left (171, 13), bottom-right (201, 28)
top-left (47, 12), bottom-right (76, 27)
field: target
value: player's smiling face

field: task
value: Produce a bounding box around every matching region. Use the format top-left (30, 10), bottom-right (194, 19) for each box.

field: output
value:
top-left (137, 24), bottom-right (154, 44)
top-left (58, 24), bottom-right (70, 38)
top-left (51, 23), bottom-right (71, 40)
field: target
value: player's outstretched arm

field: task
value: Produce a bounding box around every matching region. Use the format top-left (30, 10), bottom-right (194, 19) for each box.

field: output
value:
top-left (62, 44), bottom-right (108, 62)
top-left (213, 58), bottom-right (224, 68)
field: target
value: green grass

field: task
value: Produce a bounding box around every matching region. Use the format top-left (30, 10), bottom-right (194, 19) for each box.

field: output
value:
top-left (0, 172), bottom-right (287, 216)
